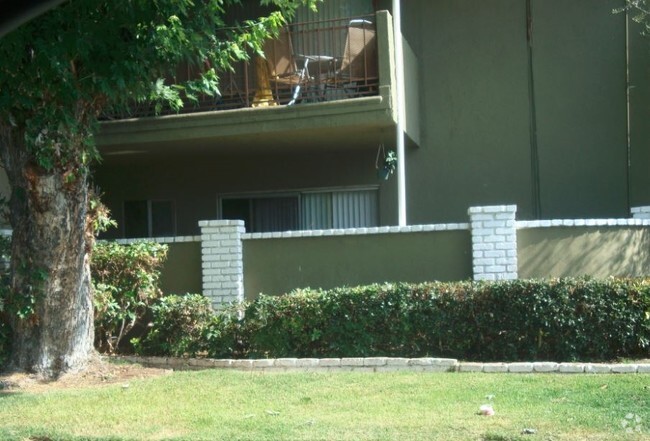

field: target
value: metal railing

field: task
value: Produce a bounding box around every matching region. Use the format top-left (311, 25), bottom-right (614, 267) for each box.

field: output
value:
top-left (104, 15), bottom-right (379, 119)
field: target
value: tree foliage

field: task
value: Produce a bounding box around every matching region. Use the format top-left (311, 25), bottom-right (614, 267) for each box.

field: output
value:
top-left (618, 1), bottom-right (650, 34)
top-left (0, 0), bottom-right (319, 377)
top-left (0, 0), bottom-right (318, 172)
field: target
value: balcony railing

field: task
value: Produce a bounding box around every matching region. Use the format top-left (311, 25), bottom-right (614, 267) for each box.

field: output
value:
top-left (105, 14), bottom-right (379, 119)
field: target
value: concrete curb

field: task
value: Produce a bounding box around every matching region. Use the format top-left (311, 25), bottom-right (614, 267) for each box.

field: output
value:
top-left (117, 356), bottom-right (650, 374)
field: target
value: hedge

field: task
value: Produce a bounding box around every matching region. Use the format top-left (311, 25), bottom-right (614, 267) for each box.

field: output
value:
top-left (132, 294), bottom-right (213, 357)
top-left (203, 278), bottom-right (650, 362)
top-left (0, 279), bottom-right (650, 362)
top-left (7, 277), bottom-right (647, 364)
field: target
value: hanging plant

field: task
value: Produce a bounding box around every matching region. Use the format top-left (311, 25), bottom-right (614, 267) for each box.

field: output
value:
top-left (376, 144), bottom-right (397, 180)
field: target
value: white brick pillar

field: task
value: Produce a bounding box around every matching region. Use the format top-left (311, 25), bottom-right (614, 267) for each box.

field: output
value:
top-left (468, 205), bottom-right (518, 281)
top-left (631, 206), bottom-right (650, 219)
top-left (199, 220), bottom-right (245, 309)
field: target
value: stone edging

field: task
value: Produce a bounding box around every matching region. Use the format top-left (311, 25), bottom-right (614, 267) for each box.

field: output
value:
top-left (118, 356), bottom-right (650, 374)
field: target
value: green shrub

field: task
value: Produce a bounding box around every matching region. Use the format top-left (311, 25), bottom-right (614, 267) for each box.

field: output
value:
top-left (91, 241), bottom-right (168, 354)
top-left (132, 294), bottom-right (213, 357)
top-left (204, 278), bottom-right (650, 361)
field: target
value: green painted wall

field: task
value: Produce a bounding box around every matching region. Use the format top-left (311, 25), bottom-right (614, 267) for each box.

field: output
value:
top-left (405, 0), bottom-right (535, 223)
top-left (243, 229), bottom-right (472, 298)
top-left (518, 227), bottom-right (650, 278)
top-left (629, 18), bottom-right (650, 207)
top-left (532, 0), bottom-right (628, 218)
top-left (402, 0), bottom-right (646, 223)
top-left (159, 241), bottom-right (202, 295)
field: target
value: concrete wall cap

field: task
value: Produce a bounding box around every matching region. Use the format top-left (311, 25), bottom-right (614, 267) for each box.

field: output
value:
top-left (242, 223), bottom-right (470, 241)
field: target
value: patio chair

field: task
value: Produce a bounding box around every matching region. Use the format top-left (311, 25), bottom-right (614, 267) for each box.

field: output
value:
top-left (263, 29), bottom-right (308, 105)
top-left (328, 19), bottom-right (379, 97)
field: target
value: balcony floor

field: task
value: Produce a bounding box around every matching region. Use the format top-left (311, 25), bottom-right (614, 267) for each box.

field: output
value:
top-left (97, 86), bottom-right (396, 159)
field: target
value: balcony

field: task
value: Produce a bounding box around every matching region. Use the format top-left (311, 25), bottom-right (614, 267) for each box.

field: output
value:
top-left (97, 11), bottom-right (397, 153)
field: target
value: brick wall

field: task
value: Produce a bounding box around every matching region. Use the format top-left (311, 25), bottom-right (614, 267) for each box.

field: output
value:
top-left (198, 220), bottom-right (245, 309)
top-left (468, 205), bottom-right (517, 281)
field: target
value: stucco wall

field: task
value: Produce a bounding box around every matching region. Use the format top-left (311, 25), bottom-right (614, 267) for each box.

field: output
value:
top-left (158, 241), bottom-right (203, 295)
top-left (405, 0), bottom-right (535, 223)
top-left (531, 0), bottom-right (628, 219)
top-left (242, 228), bottom-right (472, 299)
top-left (518, 226), bottom-right (650, 278)
top-left (629, 15), bottom-right (650, 208)
top-left (403, 0), bottom-right (646, 223)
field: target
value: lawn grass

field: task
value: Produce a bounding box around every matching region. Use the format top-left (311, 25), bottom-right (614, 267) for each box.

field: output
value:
top-left (1, 369), bottom-right (649, 440)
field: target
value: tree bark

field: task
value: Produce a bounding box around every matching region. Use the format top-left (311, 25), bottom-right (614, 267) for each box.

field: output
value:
top-left (0, 124), bottom-right (95, 379)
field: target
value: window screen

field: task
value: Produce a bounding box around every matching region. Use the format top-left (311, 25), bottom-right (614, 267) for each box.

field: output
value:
top-left (123, 200), bottom-right (175, 238)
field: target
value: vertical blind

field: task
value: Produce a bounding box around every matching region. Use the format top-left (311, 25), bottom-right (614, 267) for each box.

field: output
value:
top-left (252, 197), bottom-right (299, 232)
top-left (301, 191), bottom-right (332, 230)
top-left (223, 188), bottom-right (378, 233)
top-left (301, 189), bottom-right (378, 230)
top-left (332, 189), bottom-right (378, 228)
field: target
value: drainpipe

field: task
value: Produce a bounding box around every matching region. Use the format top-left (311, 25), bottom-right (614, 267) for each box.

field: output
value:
top-left (392, 0), bottom-right (407, 226)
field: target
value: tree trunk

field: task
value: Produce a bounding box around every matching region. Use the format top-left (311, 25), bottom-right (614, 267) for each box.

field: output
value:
top-left (0, 125), bottom-right (95, 379)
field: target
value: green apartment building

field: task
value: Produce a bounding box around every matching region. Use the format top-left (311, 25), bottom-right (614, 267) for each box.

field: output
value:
top-left (48, 0), bottom-right (650, 302)
top-left (95, 0), bottom-right (650, 240)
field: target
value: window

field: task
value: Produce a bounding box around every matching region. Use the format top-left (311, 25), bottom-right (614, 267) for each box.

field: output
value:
top-left (301, 189), bottom-right (378, 230)
top-left (124, 200), bottom-right (175, 238)
top-left (220, 188), bottom-right (378, 233)
top-left (222, 196), bottom-right (299, 233)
